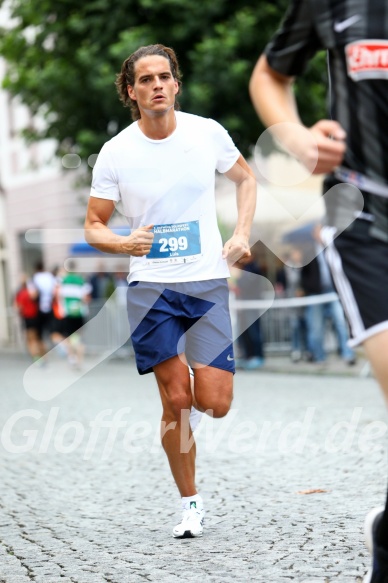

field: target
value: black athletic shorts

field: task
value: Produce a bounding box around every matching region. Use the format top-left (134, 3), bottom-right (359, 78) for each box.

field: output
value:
top-left (36, 310), bottom-right (53, 339)
top-left (64, 316), bottom-right (84, 337)
top-left (322, 219), bottom-right (388, 347)
top-left (23, 317), bottom-right (39, 330)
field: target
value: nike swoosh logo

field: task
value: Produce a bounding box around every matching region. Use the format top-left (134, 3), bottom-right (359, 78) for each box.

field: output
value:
top-left (184, 145), bottom-right (195, 153)
top-left (227, 355), bottom-right (234, 361)
top-left (334, 14), bottom-right (362, 33)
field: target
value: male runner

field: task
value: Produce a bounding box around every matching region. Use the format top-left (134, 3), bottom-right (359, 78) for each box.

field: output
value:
top-left (85, 44), bottom-right (256, 538)
top-left (249, 2), bottom-right (388, 581)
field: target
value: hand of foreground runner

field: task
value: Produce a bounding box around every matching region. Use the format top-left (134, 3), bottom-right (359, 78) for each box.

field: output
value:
top-left (270, 119), bottom-right (346, 175)
top-left (307, 120), bottom-right (346, 174)
top-left (287, 120), bottom-right (346, 175)
top-left (222, 235), bottom-right (251, 265)
top-left (122, 224), bottom-right (154, 256)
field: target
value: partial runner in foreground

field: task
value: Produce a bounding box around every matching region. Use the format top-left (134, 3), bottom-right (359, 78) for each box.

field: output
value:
top-left (85, 44), bottom-right (257, 538)
top-left (250, 2), bottom-right (388, 581)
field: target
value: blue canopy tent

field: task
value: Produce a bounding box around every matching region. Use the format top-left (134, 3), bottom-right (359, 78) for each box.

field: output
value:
top-left (70, 241), bottom-right (104, 255)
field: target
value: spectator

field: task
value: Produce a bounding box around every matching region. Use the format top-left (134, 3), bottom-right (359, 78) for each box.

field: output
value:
top-left (14, 274), bottom-right (40, 360)
top-left (235, 251), bottom-right (265, 370)
top-left (50, 266), bottom-right (67, 355)
top-left (89, 266), bottom-right (114, 300)
top-left (30, 261), bottom-right (57, 358)
top-left (107, 270), bottom-right (134, 358)
top-left (59, 262), bottom-right (92, 369)
top-left (301, 236), bottom-right (356, 365)
top-left (282, 249), bottom-right (308, 363)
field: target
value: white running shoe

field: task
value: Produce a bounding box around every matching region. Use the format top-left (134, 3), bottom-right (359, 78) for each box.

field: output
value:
top-left (363, 506), bottom-right (386, 583)
top-left (172, 501), bottom-right (205, 538)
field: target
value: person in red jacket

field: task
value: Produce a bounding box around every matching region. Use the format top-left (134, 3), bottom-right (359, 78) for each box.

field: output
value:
top-left (14, 274), bottom-right (40, 360)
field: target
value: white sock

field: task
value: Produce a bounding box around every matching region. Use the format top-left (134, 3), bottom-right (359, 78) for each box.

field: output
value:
top-left (189, 406), bottom-right (203, 432)
top-left (182, 493), bottom-right (203, 510)
top-left (188, 367), bottom-right (203, 431)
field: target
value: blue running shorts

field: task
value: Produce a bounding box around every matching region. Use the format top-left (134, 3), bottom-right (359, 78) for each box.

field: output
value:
top-left (127, 278), bottom-right (235, 375)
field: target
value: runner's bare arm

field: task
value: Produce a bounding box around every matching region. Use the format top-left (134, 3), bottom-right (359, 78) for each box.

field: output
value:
top-left (84, 196), bottom-right (154, 256)
top-left (249, 55), bottom-right (346, 174)
top-left (222, 154), bottom-right (256, 263)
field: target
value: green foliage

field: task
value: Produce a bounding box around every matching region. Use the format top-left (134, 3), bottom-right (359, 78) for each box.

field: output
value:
top-left (0, 0), bottom-right (326, 162)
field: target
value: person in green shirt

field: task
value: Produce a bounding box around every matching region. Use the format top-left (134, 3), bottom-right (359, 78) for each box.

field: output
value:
top-left (59, 262), bottom-right (92, 368)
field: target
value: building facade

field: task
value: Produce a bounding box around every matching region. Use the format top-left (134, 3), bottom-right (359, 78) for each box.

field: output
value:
top-left (0, 52), bottom-right (86, 345)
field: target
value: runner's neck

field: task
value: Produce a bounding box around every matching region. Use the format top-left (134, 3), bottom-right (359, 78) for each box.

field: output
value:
top-left (137, 110), bottom-right (177, 140)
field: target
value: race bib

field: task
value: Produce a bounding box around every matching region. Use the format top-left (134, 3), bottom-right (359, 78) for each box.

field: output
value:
top-left (146, 221), bottom-right (202, 265)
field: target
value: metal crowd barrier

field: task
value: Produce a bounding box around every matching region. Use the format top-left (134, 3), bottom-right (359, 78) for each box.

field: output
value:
top-left (5, 292), bottom-right (341, 357)
top-left (230, 292), bottom-right (339, 354)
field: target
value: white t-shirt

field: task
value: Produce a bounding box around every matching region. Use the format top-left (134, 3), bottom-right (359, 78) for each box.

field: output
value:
top-left (32, 271), bottom-right (56, 313)
top-left (90, 111), bottom-right (240, 283)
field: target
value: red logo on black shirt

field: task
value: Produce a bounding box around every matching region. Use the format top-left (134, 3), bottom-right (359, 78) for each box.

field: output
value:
top-left (346, 40), bottom-right (388, 81)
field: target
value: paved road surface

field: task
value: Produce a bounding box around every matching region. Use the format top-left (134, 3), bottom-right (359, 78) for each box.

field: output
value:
top-left (0, 352), bottom-right (386, 583)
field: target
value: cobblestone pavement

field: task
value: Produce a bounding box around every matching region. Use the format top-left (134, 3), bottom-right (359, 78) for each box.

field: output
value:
top-left (0, 352), bottom-right (387, 583)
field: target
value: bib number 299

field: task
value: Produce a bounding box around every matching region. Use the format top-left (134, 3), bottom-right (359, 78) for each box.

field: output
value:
top-left (146, 220), bottom-right (201, 264)
top-left (159, 236), bottom-right (188, 253)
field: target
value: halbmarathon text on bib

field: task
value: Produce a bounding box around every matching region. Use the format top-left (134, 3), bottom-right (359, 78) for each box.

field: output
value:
top-left (146, 221), bottom-right (202, 265)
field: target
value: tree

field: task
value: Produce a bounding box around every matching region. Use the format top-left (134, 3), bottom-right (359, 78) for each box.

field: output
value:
top-left (0, 0), bottom-right (326, 162)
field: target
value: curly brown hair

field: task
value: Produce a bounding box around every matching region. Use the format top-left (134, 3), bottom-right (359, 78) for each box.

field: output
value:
top-left (115, 44), bottom-right (182, 121)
